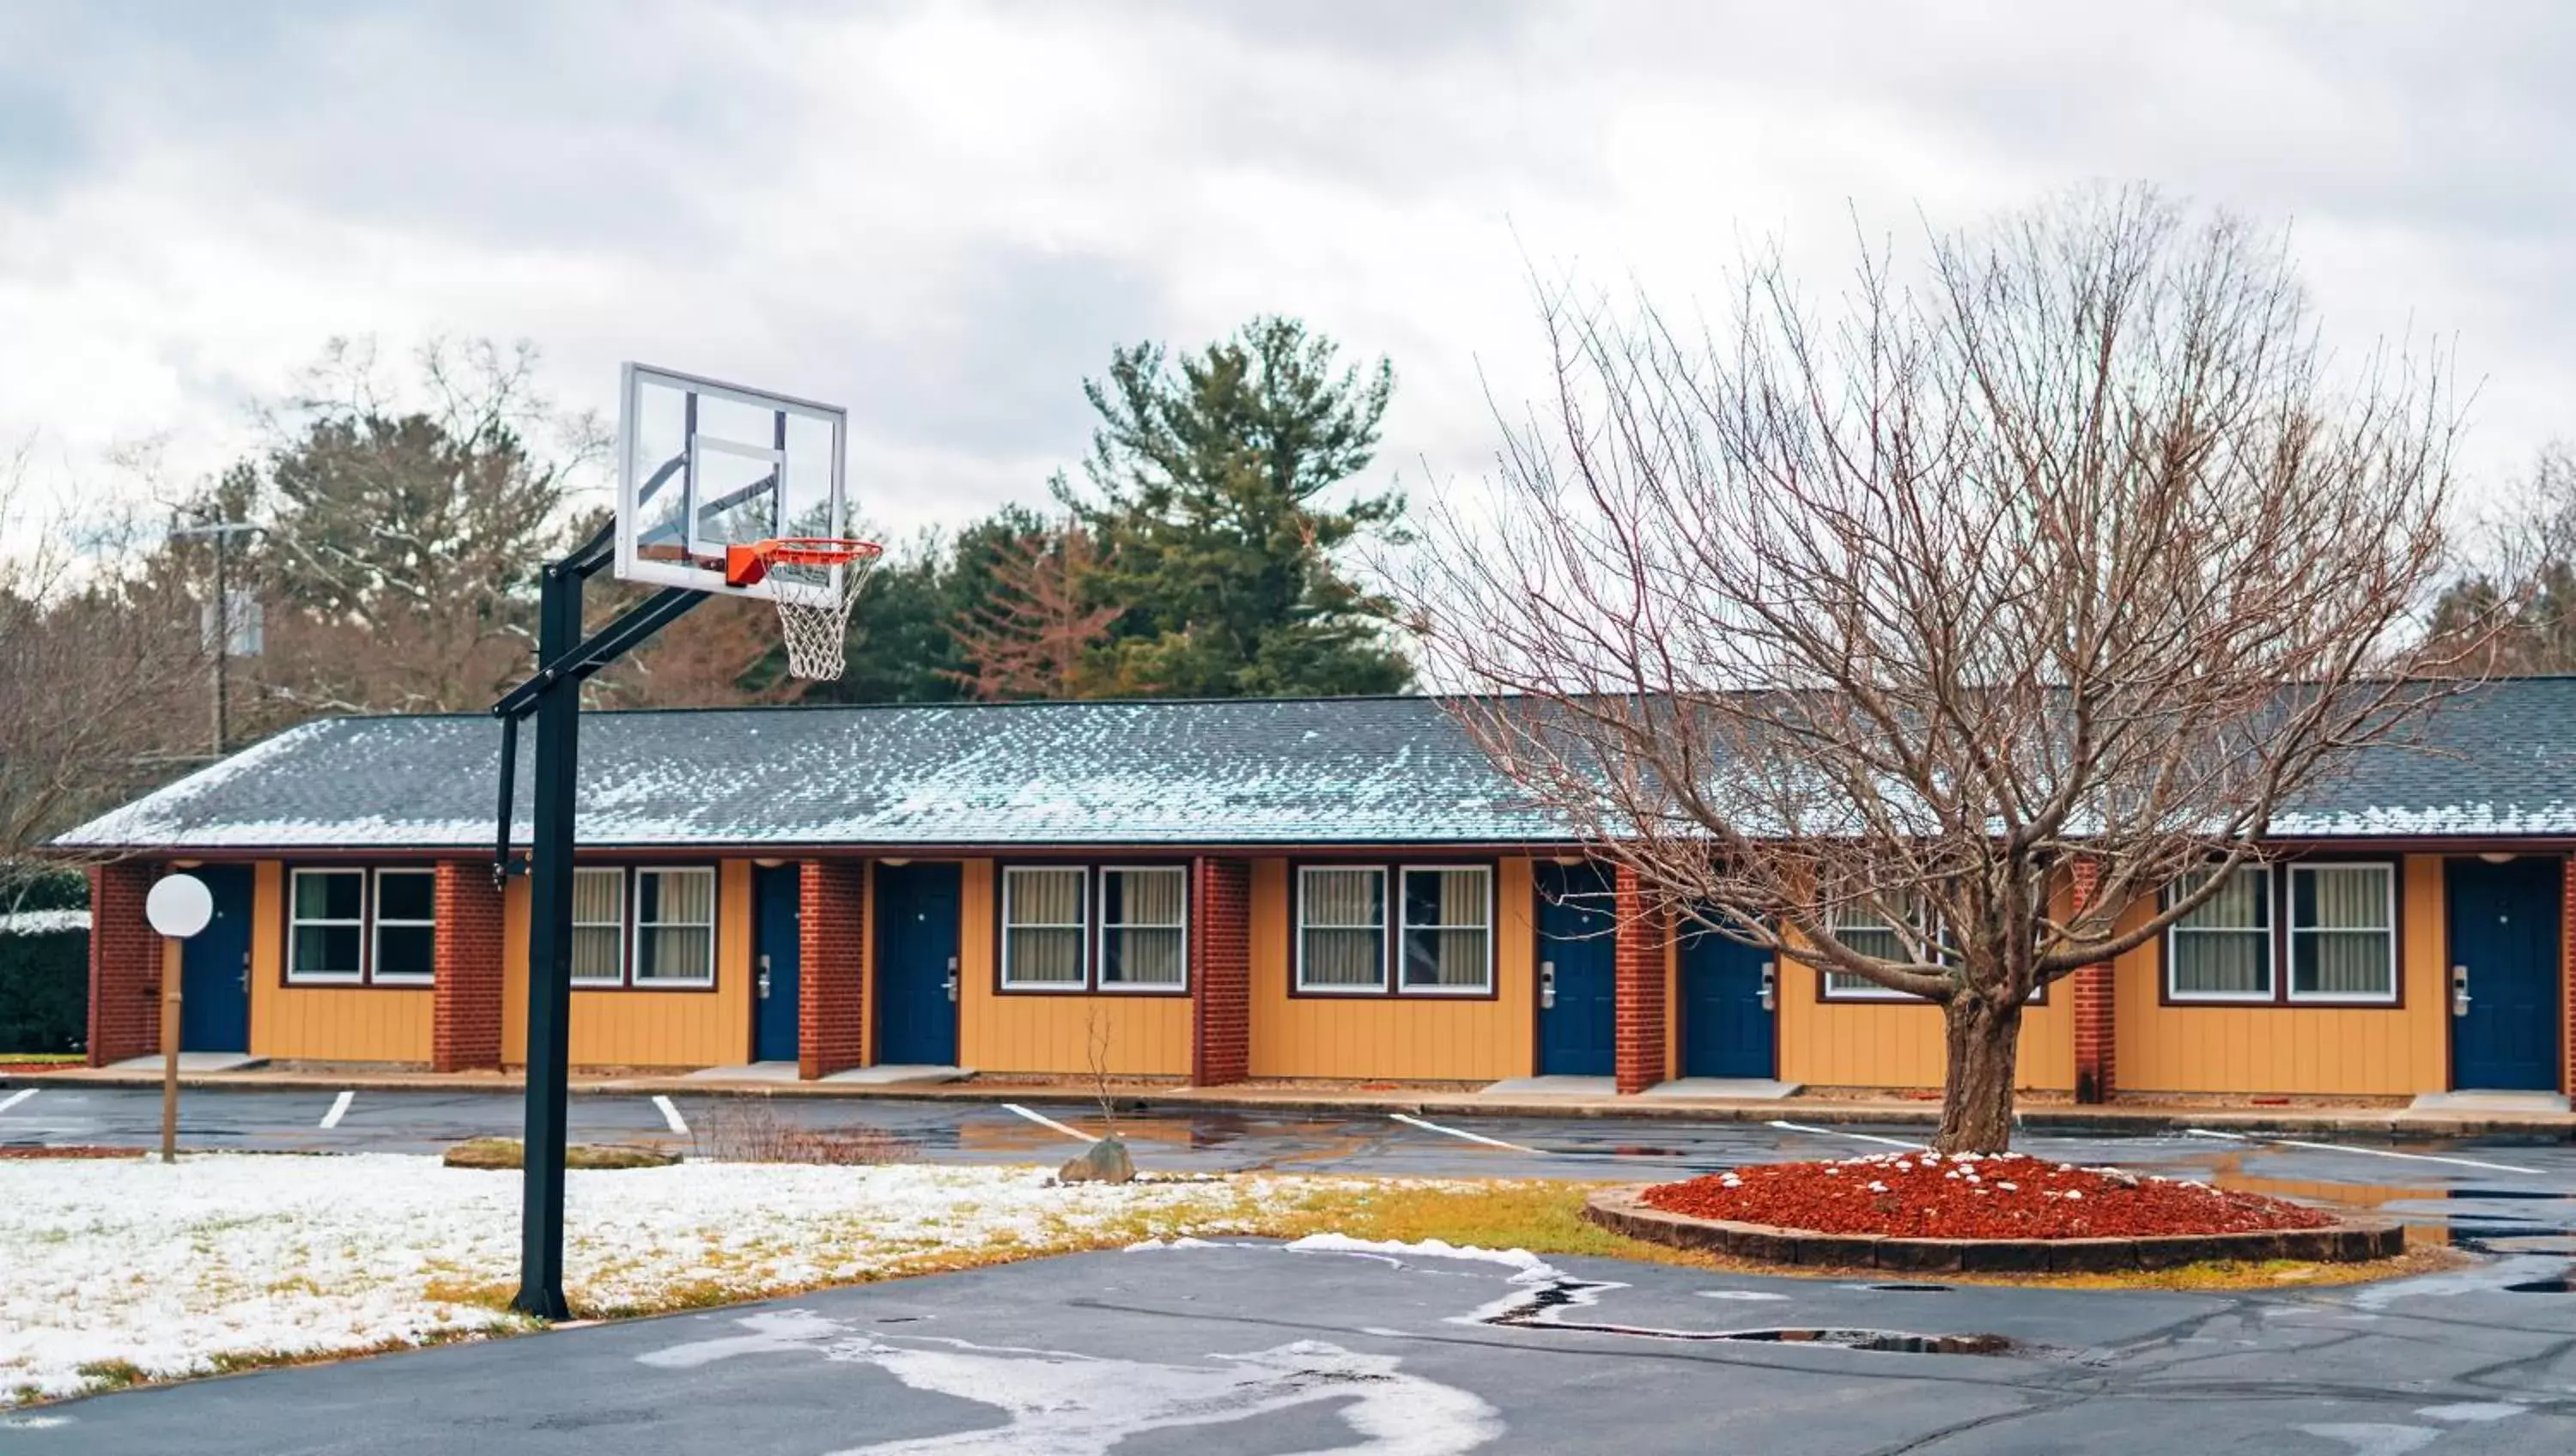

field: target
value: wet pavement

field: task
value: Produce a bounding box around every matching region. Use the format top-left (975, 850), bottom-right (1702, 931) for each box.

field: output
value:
top-left (7, 1083), bottom-right (2576, 1247)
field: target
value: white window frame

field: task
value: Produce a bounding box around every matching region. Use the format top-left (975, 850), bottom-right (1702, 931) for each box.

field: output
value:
top-left (2285, 861), bottom-right (2399, 1005)
top-left (1817, 901), bottom-right (1921, 1002)
top-left (568, 866), bottom-right (629, 988)
top-left (1000, 864), bottom-right (1092, 991)
top-left (1396, 863), bottom-right (1495, 996)
top-left (286, 867), bottom-right (368, 985)
top-left (369, 868), bottom-right (439, 986)
top-left (1295, 864), bottom-right (1390, 995)
top-left (1097, 864), bottom-right (1189, 994)
top-left (2164, 864), bottom-right (2277, 1004)
top-left (630, 865), bottom-right (719, 989)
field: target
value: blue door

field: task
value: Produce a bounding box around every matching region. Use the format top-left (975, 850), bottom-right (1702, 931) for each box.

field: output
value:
top-left (1680, 921), bottom-right (1775, 1077)
top-left (1534, 861), bottom-right (1617, 1076)
top-left (753, 864), bottom-right (802, 1064)
top-left (179, 865), bottom-right (252, 1053)
top-left (2448, 858), bottom-right (2562, 1090)
top-left (875, 862), bottom-right (960, 1066)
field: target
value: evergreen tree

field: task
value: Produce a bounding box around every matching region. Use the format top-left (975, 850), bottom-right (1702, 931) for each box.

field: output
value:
top-left (1059, 316), bottom-right (1412, 697)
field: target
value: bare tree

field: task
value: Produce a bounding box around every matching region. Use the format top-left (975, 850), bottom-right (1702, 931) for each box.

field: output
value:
top-left (2428, 444), bottom-right (2576, 673)
top-left (1404, 188), bottom-right (2477, 1152)
top-left (949, 522), bottom-right (1121, 700)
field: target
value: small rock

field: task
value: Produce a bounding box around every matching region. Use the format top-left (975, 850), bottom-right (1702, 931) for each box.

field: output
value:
top-left (1058, 1135), bottom-right (1135, 1185)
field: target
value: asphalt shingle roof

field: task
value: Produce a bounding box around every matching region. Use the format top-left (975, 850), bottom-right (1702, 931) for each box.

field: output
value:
top-left (49, 680), bottom-right (2576, 852)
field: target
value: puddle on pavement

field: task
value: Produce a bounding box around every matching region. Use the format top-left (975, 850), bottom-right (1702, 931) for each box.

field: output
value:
top-left (1866, 1283), bottom-right (1955, 1293)
top-left (2504, 1278), bottom-right (2574, 1293)
top-left (1483, 1279), bottom-right (2014, 1356)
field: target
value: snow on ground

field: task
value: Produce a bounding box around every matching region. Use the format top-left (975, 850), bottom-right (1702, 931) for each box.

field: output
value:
top-left (0, 1153), bottom-right (1361, 1405)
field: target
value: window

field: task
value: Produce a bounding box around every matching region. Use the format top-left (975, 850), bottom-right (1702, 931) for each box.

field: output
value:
top-left (1101, 867), bottom-right (1187, 990)
top-left (1400, 866), bottom-right (1492, 993)
top-left (1819, 901), bottom-right (1918, 1001)
top-left (2165, 865), bottom-right (2274, 1001)
top-left (1002, 866), bottom-right (1089, 988)
top-left (289, 867), bottom-right (439, 986)
top-left (635, 868), bottom-right (716, 987)
top-left (371, 870), bottom-right (437, 985)
top-left (289, 869), bottom-right (366, 983)
top-left (570, 868), bottom-right (626, 986)
top-left (1297, 867), bottom-right (1388, 993)
top-left (2289, 864), bottom-right (2396, 1002)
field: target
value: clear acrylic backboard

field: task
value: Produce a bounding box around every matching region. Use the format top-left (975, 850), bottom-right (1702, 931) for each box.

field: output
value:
top-left (615, 362), bottom-right (848, 603)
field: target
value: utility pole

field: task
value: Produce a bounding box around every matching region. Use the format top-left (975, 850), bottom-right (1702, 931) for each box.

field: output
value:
top-left (170, 520), bottom-right (261, 755)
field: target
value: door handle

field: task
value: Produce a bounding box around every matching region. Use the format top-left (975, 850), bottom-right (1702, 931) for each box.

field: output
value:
top-left (1759, 961), bottom-right (1777, 1012)
top-left (945, 955), bottom-right (960, 1004)
top-left (1539, 960), bottom-right (1556, 1010)
top-left (240, 949), bottom-right (251, 992)
top-left (2451, 964), bottom-right (2471, 1018)
top-left (756, 952), bottom-right (771, 1000)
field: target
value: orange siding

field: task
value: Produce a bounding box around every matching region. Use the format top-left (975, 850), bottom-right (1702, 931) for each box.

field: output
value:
top-left (1777, 903), bottom-right (2076, 1090)
top-left (246, 860), bottom-right (434, 1064)
top-left (502, 861), bottom-right (754, 1069)
top-left (2114, 854), bottom-right (2447, 1095)
top-left (952, 858), bottom-right (1191, 1076)
top-left (1246, 856), bottom-right (1537, 1082)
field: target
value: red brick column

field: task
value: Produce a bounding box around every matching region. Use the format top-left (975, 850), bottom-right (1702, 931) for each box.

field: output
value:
top-left (1613, 864), bottom-right (1668, 1095)
top-left (86, 860), bottom-right (161, 1066)
top-left (431, 861), bottom-right (506, 1071)
top-left (1191, 857), bottom-right (1253, 1087)
top-left (2561, 853), bottom-right (2575, 1097)
top-left (800, 859), bottom-right (867, 1079)
top-left (2070, 858), bottom-right (2117, 1105)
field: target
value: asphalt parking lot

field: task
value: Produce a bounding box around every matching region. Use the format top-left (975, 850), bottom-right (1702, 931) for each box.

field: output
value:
top-left (14, 1235), bottom-right (2576, 1454)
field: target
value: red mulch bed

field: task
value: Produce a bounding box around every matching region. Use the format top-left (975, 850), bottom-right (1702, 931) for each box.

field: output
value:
top-left (0, 1145), bottom-right (144, 1161)
top-left (1641, 1152), bottom-right (2335, 1241)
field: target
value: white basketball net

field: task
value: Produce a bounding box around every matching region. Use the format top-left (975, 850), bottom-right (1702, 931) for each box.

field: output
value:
top-left (762, 551), bottom-right (879, 681)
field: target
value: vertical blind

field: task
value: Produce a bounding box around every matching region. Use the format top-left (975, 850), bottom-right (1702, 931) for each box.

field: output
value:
top-left (1300, 868), bottom-right (1386, 989)
top-left (1005, 868), bottom-right (1088, 986)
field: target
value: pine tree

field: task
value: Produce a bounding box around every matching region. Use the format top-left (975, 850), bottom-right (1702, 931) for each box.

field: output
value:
top-left (949, 523), bottom-right (1122, 700)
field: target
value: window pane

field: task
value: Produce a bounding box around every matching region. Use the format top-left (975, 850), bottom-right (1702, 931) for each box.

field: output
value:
top-left (637, 927), bottom-right (713, 985)
top-left (1104, 869), bottom-right (1184, 928)
top-left (1008, 926), bottom-right (1086, 985)
top-left (2296, 867), bottom-right (2390, 931)
top-left (573, 869), bottom-right (624, 925)
top-left (2178, 868), bottom-right (2266, 930)
top-left (294, 925), bottom-right (361, 978)
top-left (1303, 869), bottom-right (1382, 929)
top-left (1302, 927), bottom-right (1385, 987)
top-left (1402, 869), bottom-right (1488, 930)
top-left (1104, 927), bottom-right (1185, 986)
top-left (2173, 932), bottom-right (2269, 994)
top-left (1009, 869), bottom-right (1087, 927)
top-left (1402, 927), bottom-right (1491, 989)
top-left (295, 871), bottom-right (362, 921)
top-left (2294, 931), bottom-right (2391, 997)
top-left (571, 925), bottom-right (623, 984)
top-left (376, 925), bottom-right (434, 980)
top-left (639, 868), bottom-right (715, 929)
top-left (375, 871), bottom-right (435, 923)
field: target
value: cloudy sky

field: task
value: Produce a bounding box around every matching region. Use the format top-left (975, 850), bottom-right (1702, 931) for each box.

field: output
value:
top-left (4, 0), bottom-right (2571, 544)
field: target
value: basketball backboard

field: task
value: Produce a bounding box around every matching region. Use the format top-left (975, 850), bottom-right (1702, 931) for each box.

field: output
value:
top-left (615, 363), bottom-right (848, 600)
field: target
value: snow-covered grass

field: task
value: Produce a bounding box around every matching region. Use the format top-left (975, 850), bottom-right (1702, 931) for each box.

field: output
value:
top-left (0, 1153), bottom-right (1423, 1406)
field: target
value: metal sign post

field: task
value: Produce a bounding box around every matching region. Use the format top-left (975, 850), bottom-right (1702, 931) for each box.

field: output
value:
top-left (143, 873), bottom-right (216, 1164)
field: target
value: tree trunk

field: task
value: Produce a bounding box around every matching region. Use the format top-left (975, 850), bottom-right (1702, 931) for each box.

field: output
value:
top-left (1934, 992), bottom-right (2024, 1154)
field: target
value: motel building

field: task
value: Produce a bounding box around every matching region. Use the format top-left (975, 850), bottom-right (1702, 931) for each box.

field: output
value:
top-left (50, 686), bottom-right (2576, 1105)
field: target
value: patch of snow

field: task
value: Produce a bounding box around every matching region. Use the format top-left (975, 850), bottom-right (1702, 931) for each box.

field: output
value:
top-left (1284, 1234), bottom-right (1561, 1283)
top-left (0, 909), bottom-right (85, 936)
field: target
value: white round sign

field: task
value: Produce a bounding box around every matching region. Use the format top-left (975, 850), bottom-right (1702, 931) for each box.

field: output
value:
top-left (145, 873), bottom-right (216, 940)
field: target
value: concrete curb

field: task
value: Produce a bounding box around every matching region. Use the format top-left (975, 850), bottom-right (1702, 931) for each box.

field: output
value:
top-left (7, 1069), bottom-right (2573, 1141)
top-left (1581, 1184), bottom-right (2406, 1272)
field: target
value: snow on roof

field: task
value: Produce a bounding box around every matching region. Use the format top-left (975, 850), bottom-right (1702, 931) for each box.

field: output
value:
top-left (46, 682), bottom-right (2576, 853)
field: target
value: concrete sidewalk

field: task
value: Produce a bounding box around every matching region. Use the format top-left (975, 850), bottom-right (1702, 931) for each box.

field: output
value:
top-left (11, 1061), bottom-right (2573, 1139)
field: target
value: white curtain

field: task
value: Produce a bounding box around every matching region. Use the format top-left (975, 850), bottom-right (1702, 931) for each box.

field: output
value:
top-left (638, 870), bottom-right (714, 983)
top-left (1403, 869), bottom-right (1490, 989)
top-left (1303, 869), bottom-right (1384, 987)
top-left (2172, 868), bottom-right (2269, 995)
top-left (1008, 869), bottom-right (1087, 985)
top-left (571, 869), bottom-right (624, 983)
top-left (2297, 866), bottom-right (2391, 996)
top-left (1105, 869), bottom-right (1185, 986)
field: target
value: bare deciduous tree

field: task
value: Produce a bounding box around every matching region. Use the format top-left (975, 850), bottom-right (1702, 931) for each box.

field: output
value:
top-left (1404, 188), bottom-right (2479, 1152)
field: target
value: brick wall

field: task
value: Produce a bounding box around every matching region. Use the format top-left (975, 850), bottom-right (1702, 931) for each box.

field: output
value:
top-left (1191, 857), bottom-right (1252, 1086)
top-left (86, 860), bottom-right (161, 1066)
top-left (1613, 864), bottom-right (1668, 1095)
top-left (2070, 858), bottom-right (2117, 1104)
top-left (432, 860), bottom-right (506, 1071)
top-left (800, 859), bottom-right (867, 1079)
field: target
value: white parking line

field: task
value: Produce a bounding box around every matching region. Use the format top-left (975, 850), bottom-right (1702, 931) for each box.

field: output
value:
top-left (1766, 1119), bottom-right (1924, 1150)
top-left (319, 1090), bottom-right (354, 1130)
top-left (1000, 1103), bottom-right (1094, 1144)
top-left (2184, 1127), bottom-right (2542, 1175)
top-left (652, 1095), bottom-right (689, 1136)
top-left (0, 1088), bottom-right (37, 1115)
top-left (1388, 1113), bottom-right (1540, 1154)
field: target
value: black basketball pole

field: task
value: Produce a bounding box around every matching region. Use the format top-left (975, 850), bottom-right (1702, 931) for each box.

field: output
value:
top-left (493, 524), bottom-right (703, 1320)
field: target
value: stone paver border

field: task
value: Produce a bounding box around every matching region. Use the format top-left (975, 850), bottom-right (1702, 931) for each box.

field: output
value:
top-left (1583, 1183), bottom-right (2403, 1272)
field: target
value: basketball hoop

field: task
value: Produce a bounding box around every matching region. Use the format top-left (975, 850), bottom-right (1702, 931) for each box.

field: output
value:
top-left (724, 537), bottom-right (884, 681)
